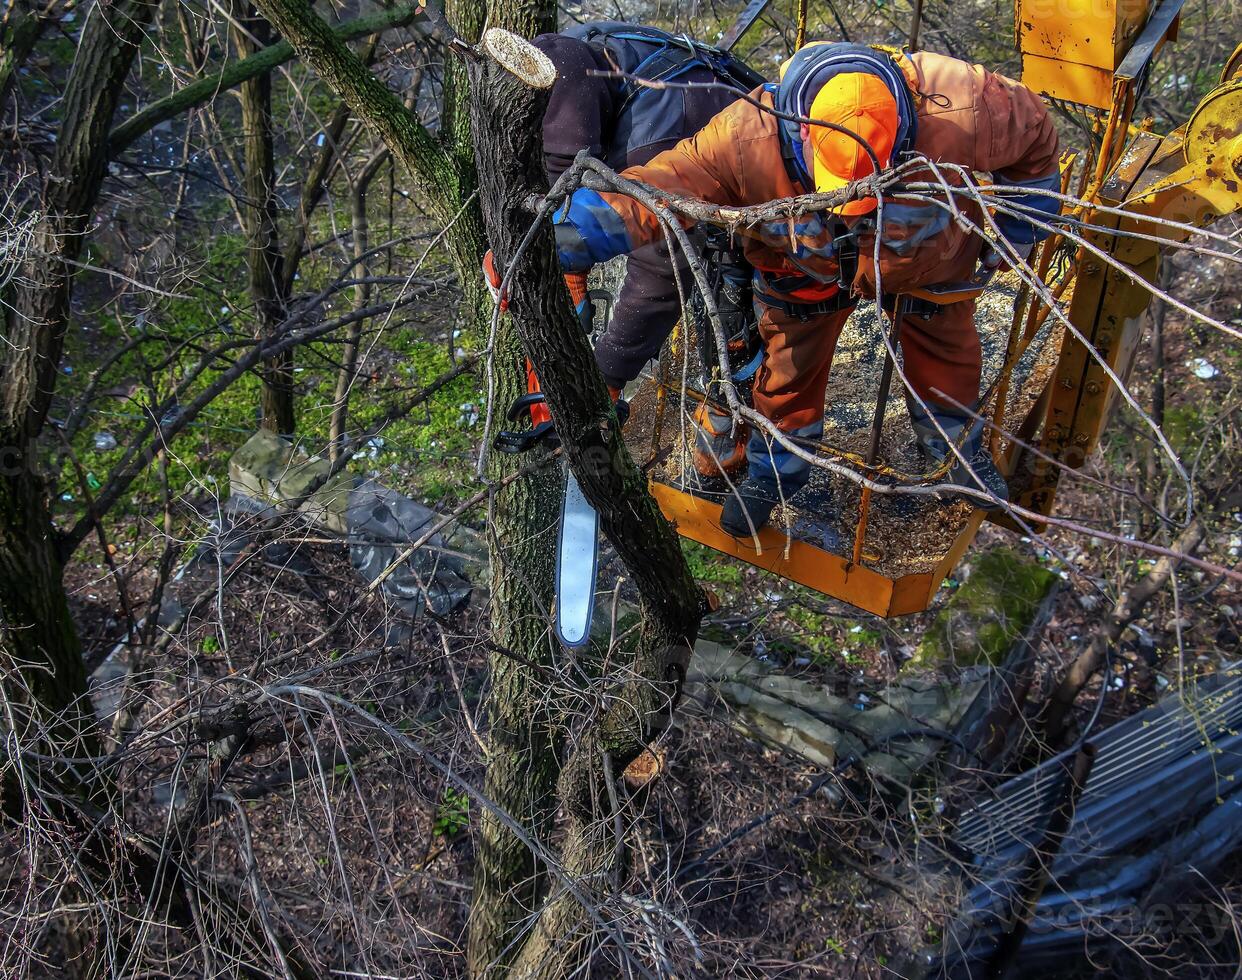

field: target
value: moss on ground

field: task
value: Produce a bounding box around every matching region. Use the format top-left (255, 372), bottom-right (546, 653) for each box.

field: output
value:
top-left (783, 600), bottom-right (872, 666)
top-left (910, 546), bottom-right (1057, 670)
top-left (681, 540), bottom-right (744, 587)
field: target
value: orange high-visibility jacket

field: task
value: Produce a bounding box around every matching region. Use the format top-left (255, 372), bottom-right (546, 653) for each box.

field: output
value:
top-left (555, 50), bottom-right (1060, 303)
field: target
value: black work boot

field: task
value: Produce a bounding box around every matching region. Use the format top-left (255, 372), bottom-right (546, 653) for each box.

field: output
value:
top-left (720, 480), bottom-right (781, 538)
top-left (910, 402), bottom-right (1010, 513)
top-left (943, 447), bottom-right (1010, 511)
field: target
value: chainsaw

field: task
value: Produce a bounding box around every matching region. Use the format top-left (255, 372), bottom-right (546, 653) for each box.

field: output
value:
top-left (489, 256), bottom-right (618, 648)
top-left (493, 358), bottom-right (601, 648)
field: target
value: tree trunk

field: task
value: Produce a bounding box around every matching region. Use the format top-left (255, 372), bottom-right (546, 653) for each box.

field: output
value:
top-left (0, 464), bottom-right (93, 760)
top-left (232, 5), bottom-right (697, 975)
top-left (467, 439), bottom-right (562, 976)
top-left (466, 32), bottom-right (704, 978)
top-left (232, 2), bottom-right (295, 435)
top-left (1, 0), bottom-right (156, 757)
top-left (330, 147), bottom-right (389, 459)
top-left (1, 1), bottom-right (155, 971)
top-left (236, 6), bottom-right (563, 969)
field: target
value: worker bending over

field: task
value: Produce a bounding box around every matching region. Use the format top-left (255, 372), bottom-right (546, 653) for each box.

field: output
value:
top-left (529, 23), bottom-right (761, 395)
top-left (552, 42), bottom-right (1060, 536)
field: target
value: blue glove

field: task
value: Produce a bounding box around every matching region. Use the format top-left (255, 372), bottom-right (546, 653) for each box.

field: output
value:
top-left (994, 170), bottom-right (1061, 246)
top-left (553, 188), bottom-right (632, 272)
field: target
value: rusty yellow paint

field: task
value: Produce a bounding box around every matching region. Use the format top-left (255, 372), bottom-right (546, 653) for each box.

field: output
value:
top-left (1021, 54), bottom-right (1116, 110)
top-left (1016, 0), bottom-right (1152, 107)
top-left (1010, 80), bottom-right (1242, 522)
top-left (1184, 80), bottom-right (1242, 164)
top-left (1071, 128), bottom-right (1242, 458)
top-left (1007, 130), bottom-right (1162, 519)
top-left (1017, 0), bottom-right (1150, 64)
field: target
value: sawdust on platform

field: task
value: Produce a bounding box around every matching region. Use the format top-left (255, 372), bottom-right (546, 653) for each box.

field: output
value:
top-left (624, 272), bottom-right (1063, 579)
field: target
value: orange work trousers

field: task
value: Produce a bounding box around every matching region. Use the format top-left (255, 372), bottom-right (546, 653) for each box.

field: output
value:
top-left (745, 298), bottom-right (982, 489)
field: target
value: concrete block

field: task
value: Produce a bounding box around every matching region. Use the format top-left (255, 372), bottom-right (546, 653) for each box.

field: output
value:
top-left (910, 546), bottom-right (1059, 670)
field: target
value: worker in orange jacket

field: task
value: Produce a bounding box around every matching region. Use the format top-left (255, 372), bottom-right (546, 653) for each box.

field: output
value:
top-left (552, 42), bottom-right (1061, 536)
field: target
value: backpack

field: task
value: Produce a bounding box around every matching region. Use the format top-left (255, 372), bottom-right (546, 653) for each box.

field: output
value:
top-left (564, 22), bottom-right (768, 168)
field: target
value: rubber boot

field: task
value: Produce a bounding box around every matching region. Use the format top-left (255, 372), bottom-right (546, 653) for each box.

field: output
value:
top-left (720, 479), bottom-right (781, 538)
top-left (692, 402), bottom-right (748, 478)
top-left (910, 401), bottom-right (1009, 511)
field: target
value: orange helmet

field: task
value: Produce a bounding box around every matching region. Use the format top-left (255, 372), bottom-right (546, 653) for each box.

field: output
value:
top-left (806, 73), bottom-right (899, 216)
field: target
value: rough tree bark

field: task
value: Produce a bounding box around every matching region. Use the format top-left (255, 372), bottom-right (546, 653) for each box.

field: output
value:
top-left (1, 0), bottom-right (156, 758)
top-left (231, 1), bottom-right (296, 435)
top-left (467, 31), bottom-right (704, 979)
top-left (227, 4), bottom-right (704, 974)
top-left (0, 2), bottom-right (313, 973)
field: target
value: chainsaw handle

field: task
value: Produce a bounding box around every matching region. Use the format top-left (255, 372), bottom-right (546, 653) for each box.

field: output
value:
top-left (494, 419), bottom-right (559, 454)
top-left (495, 368), bottom-right (557, 454)
top-left (507, 391), bottom-right (548, 422)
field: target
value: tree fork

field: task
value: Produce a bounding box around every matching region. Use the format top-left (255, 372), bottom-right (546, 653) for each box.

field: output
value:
top-left (235, 3), bottom-right (564, 974)
top-left (467, 28), bottom-right (703, 731)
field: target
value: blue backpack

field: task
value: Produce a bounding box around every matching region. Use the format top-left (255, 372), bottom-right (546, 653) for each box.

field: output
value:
top-left (564, 22), bottom-right (767, 168)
